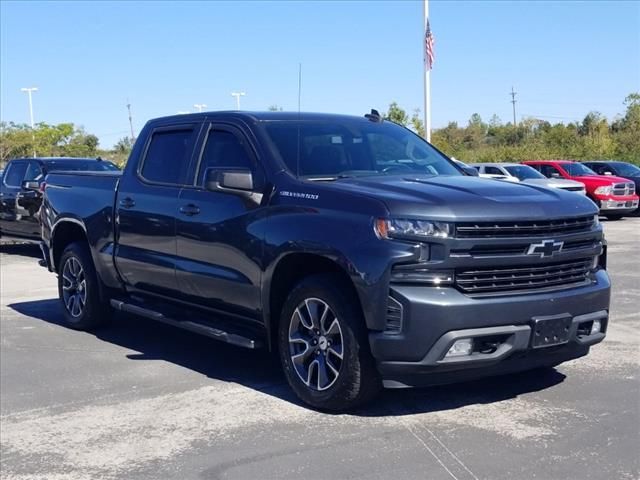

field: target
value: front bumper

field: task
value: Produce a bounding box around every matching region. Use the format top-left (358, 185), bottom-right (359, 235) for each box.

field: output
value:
top-left (370, 269), bottom-right (610, 388)
top-left (597, 197), bottom-right (638, 212)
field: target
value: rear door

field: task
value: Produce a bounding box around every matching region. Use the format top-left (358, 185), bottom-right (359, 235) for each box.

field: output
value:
top-left (115, 123), bottom-right (201, 297)
top-left (0, 160), bottom-right (29, 237)
top-left (175, 122), bottom-right (266, 320)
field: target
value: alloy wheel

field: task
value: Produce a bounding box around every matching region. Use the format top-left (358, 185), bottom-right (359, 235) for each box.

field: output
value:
top-left (288, 298), bottom-right (344, 391)
top-left (61, 257), bottom-right (87, 318)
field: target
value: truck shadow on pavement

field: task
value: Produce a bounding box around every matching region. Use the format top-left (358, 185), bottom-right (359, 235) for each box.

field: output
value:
top-left (0, 244), bottom-right (42, 259)
top-left (9, 298), bottom-right (567, 417)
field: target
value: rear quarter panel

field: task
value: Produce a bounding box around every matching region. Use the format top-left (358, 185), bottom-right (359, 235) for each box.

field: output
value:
top-left (42, 171), bottom-right (122, 289)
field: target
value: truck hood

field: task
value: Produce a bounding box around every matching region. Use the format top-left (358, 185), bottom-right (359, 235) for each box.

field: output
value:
top-left (326, 175), bottom-right (598, 221)
top-left (521, 178), bottom-right (585, 189)
top-left (572, 174), bottom-right (631, 185)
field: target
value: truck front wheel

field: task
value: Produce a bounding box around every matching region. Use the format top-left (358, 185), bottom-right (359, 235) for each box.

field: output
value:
top-left (278, 274), bottom-right (380, 411)
top-left (57, 242), bottom-right (110, 330)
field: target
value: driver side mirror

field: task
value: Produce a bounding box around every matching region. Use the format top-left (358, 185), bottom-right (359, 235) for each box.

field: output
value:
top-left (205, 168), bottom-right (254, 194)
top-left (550, 172), bottom-right (561, 178)
top-left (603, 171), bottom-right (612, 176)
top-left (462, 166), bottom-right (479, 176)
top-left (22, 180), bottom-right (41, 191)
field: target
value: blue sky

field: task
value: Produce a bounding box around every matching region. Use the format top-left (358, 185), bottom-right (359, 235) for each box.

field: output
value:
top-left (1, 0), bottom-right (639, 148)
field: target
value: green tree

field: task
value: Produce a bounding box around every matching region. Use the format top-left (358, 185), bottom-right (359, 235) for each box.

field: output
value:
top-left (384, 102), bottom-right (409, 126)
top-left (0, 122), bottom-right (100, 164)
top-left (410, 108), bottom-right (425, 137)
top-left (114, 136), bottom-right (134, 154)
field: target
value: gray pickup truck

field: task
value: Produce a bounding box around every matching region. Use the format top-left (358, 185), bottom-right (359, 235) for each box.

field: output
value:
top-left (40, 111), bottom-right (610, 410)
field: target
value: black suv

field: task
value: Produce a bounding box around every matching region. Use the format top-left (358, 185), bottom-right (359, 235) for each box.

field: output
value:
top-left (0, 157), bottom-right (119, 242)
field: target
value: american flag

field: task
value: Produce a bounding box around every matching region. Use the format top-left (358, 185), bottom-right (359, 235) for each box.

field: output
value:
top-left (425, 19), bottom-right (435, 70)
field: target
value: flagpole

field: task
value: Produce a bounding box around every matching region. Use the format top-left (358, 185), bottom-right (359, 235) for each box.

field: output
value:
top-left (423, 0), bottom-right (431, 142)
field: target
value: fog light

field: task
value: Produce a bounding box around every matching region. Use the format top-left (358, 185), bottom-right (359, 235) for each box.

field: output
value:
top-left (590, 320), bottom-right (601, 335)
top-left (446, 338), bottom-right (473, 357)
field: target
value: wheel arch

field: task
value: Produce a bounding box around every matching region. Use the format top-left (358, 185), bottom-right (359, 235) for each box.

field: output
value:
top-left (264, 252), bottom-right (365, 352)
top-left (50, 218), bottom-right (89, 272)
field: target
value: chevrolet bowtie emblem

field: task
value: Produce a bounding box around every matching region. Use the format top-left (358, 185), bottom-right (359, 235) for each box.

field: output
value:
top-left (527, 240), bottom-right (564, 258)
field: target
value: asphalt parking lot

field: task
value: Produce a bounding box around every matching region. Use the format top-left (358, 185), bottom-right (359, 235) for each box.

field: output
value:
top-left (1, 218), bottom-right (638, 480)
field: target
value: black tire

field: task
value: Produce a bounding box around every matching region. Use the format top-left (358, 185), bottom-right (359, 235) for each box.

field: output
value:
top-left (278, 274), bottom-right (381, 411)
top-left (605, 214), bottom-right (623, 221)
top-left (57, 241), bottom-right (110, 330)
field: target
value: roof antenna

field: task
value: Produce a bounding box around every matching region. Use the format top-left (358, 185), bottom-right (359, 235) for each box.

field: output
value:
top-left (365, 109), bottom-right (383, 123)
top-left (296, 63), bottom-right (302, 178)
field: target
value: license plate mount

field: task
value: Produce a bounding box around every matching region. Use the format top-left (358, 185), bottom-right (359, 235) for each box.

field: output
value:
top-left (531, 314), bottom-right (572, 348)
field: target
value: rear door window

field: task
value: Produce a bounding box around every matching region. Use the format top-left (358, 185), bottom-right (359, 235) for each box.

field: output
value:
top-left (140, 127), bottom-right (198, 185)
top-left (3, 161), bottom-right (28, 187)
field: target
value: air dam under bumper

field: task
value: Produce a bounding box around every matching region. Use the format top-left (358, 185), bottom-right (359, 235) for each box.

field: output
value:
top-left (370, 269), bottom-right (610, 388)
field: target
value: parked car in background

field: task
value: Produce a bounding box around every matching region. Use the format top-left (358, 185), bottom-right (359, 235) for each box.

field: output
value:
top-left (473, 163), bottom-right (586, 194)
top-left (1, 157), bottom-right (119, 243)
top-left (451, 158), bottom-right (479, 176)
top-left (582, 161), bottom-right (640, 214)
top-left (523, 160), bottom-right (638, 219)
top-left (39, 111), bottom-right (609, 411)
top-left (471, 163), bottom-right (518, 182)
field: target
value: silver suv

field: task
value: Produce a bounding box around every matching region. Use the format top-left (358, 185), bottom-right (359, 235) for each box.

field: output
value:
top-left (473, 163), bottom-right (586, 194)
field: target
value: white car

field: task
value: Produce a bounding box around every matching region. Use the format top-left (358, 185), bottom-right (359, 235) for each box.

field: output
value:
top-left (473, 163), bottom-right (586, 194)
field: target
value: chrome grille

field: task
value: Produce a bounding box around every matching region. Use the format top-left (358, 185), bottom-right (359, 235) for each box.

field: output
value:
top-left (452, 239), bottom-right (601, 258)
top-left (455, 216), bottom-right (595, 238)
top-left (456, 258), bottom-right (593, 295)
top-left (612, 182), bottom-right (635, 196)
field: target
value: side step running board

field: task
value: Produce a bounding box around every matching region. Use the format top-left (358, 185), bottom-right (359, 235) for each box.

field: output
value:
top-left (110, 299), bottom-right (261, 349)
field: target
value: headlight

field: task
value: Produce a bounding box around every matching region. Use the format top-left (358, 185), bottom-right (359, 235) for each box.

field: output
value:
top-left (375, 218), bottom-right (453, 240)
top-left (594, 185), bottom-right (612, 195)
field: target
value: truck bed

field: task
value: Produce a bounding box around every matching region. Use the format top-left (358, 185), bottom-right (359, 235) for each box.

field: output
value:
top-left (41, 170), bottom-right (121, 286)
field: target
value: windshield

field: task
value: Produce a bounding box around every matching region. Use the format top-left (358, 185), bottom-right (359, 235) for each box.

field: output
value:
top-left (612, 162), bottom-right (640, 177)
top-left (263, 120), bottom-right (461, 179)
top-left (563, 163), bottom-right (596, 176)
top-left (43, 160), bottom-right (119, 173)
top-left (504, 165), bottom-right (546, 180)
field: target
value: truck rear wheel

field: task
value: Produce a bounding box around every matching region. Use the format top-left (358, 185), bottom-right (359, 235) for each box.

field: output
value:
top-left (57, 242), bottom-right (110, 330)
top-left (278, 274), bottom-right (380, 411)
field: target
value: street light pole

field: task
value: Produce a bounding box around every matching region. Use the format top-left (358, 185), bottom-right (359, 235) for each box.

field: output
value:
top-left (20, 87), bottom-right (38, 156)
top-left (231, 92), bottom-right (245, 110)
top-left (194, 104), bottom-right (207, 112)
top-left (20, 87), bottom-right (38, 128)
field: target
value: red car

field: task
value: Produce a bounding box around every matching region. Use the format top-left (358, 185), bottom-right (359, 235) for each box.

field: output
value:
top-left (523, 160), bottom-right (638, 220)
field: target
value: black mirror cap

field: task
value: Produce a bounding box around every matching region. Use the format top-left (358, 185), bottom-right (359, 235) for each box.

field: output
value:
top-left (22, 180), bottom-right (41, 191)
top-left (205, 168), bottom-right (254, 193)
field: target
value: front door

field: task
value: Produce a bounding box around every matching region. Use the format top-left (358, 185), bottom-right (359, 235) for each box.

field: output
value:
top-left (114, 123), bottom-right (200, 298)
top-left (175, 123), bottom-right (266, 320)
